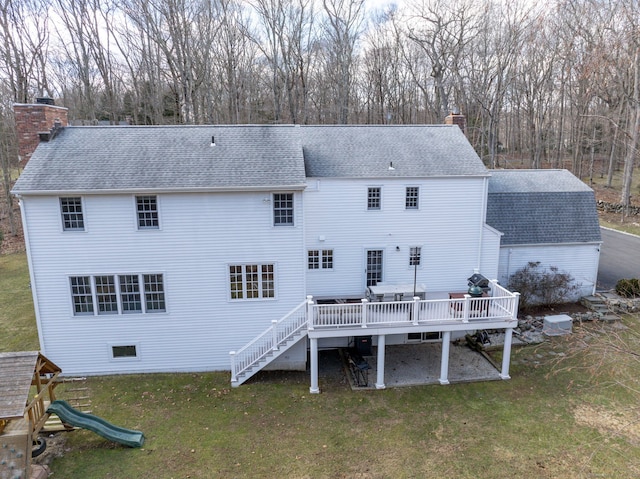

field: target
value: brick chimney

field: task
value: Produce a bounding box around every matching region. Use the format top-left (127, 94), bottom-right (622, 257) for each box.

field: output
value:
top-left (14, 98), bottom-right (69, 165)
top-left (445, 111), bottom-right (466, 133)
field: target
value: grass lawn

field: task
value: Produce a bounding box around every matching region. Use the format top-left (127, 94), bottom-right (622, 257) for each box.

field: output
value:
top-left (3, 253), bottom-right (640, 478)
top-left (0, 252), bottom-right (38, 351)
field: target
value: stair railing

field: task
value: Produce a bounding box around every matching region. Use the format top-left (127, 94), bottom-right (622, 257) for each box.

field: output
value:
top-left (230, 298), bottom-right (310, 383)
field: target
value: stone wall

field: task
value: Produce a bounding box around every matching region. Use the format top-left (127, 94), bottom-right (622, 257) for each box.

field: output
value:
top-left (597, 200), bottom-right (640, 216)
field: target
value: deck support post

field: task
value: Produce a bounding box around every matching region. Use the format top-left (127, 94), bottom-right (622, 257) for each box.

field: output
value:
top-left (310, 338), bottom-right (320, 394)
top-left (439, 331), bottom-right (451, 385)
top-left (500, 328), bottom-right (513, 380)
top-left (375, 335), bottom-right (386, 389)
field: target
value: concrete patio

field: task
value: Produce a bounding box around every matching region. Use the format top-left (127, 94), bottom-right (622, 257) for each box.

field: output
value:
top-left (341, 342), bottom-right (503, 390)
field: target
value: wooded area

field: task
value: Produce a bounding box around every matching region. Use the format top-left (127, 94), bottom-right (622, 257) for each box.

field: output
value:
top-left (0, 0), bottom-right (638, 213)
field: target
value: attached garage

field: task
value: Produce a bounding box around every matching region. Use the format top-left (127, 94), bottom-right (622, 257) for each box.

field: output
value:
top-left (487, 169), bottom-right (602, 301)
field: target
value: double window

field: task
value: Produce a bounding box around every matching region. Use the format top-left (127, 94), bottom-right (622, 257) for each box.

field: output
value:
top-left (60, 197), bottom-right (84, 231)
top-left (136, 196), bottom-right (159, 229)
top-left (308, 250), bottom-right (333, 270)
top-left (273, 193), bottom-right (294, 226)
top-left (70, 273), bottom-right (165, 315)
top-left (229, 264), bottom-right (275, 300)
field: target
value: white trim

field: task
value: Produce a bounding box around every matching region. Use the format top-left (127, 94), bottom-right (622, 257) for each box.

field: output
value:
top-left (133, 194), bottom-right (162, 231)
top-left (59, 196), bottom-right (87, 233)
top-left (19, 198), bottom-right (47, 354)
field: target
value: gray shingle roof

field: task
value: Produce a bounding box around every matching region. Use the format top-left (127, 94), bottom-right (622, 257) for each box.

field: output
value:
top-left (13, 125), bottom-right (306, 193)
top-left (302, 125), bottom-right (487, 177)
top-left (13, 124), bottom-right (488, 194)
top-left (487, 170), bottom-right (601, 245)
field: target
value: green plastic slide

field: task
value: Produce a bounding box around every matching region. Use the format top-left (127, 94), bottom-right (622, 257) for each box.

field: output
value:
top-left (47, 400), bottom-right (144, 448)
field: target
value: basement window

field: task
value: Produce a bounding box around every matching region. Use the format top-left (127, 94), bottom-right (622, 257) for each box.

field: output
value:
top-left (111, 345), bottom-right (137, 358)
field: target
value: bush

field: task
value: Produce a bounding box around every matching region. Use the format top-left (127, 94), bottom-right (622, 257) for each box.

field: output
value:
top-left (508, 261), bottom-right (579, 311)
top-left (615, 278), bottom-right (640, 298)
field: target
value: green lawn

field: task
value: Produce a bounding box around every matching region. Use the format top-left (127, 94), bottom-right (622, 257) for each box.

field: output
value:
top-left (3, 253), bottom-right (640, 478)
top-left (0, 252), bottom-right (38, 351)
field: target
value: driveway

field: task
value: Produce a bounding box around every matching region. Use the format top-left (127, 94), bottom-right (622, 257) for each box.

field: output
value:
top-left (597, 227), bottom-right (640, 290)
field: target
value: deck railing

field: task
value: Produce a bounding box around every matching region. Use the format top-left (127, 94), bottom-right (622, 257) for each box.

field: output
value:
top-left (309, 287), bottom-right (519, 330)
top-left (230, 283), bottom-right (520, 384)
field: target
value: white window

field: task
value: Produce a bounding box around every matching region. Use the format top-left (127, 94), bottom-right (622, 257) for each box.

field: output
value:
top-left (406, 187), bottom-right (419, 209)
top-left (229, 264), bottom-right (275, 300)
top-left (136, 196), bottom-right (159, 229)
top-left (308, 250), bottom-right (333, 270)
top-left (273, 193), bottom-right (294, 225)
top-left (60, 197), bottom-right (84, 231)
top-left (409, 247), bottom-right (422, 266)
top-left (70, 276), bottom-right (93, 315)
top-left (70, 274), bottom-right (165, 315)
top-left (367, 187), bottom-right (381, 210)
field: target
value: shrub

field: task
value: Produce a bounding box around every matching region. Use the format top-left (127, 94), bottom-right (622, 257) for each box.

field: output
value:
top-left (615, 278), bottom-right (640, 298)
top-left (508, 261), bottom-right (579, 311)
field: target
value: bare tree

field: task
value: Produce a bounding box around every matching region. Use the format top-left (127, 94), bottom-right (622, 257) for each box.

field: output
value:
top-left (320, 0), bottom-right (365, 124)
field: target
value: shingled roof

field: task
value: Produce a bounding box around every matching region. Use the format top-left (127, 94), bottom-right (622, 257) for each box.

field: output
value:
top-left (12, 125), bottom-right (306, 194)
top-left (486, 169), bottom-right (601, 245)
top-left (13, 124), bottom-right (487, 195)
top-left (301, 125), bottom-right (487, 177)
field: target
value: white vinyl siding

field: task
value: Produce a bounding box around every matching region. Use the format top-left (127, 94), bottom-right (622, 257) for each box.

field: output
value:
top-left (20, 191), bottom-right (305, 374)
top-left (498, 243), bottom-right (600, 300)
top-left (304, 177), bottom-right (488, 296)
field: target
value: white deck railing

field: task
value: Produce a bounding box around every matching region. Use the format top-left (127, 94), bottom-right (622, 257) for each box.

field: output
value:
top-left (231, 282), bottom-right (520, 384)
top-left (309, 286), bottom-right (519, 330)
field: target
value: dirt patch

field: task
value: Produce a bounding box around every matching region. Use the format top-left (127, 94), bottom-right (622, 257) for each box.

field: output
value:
top-left (32, 433), bottom-right (68, 467)
top-left (574, 404), bottom-right (640, 446)
top-left (520, 302), bottom-right (590, 318)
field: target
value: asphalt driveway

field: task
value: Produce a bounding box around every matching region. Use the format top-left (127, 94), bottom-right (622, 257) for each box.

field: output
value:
top-left (597, 227), bottom-right (640, 290)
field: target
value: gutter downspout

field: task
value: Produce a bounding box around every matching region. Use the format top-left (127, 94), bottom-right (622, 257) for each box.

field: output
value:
top-left (17, 196), bottom-right (47, 354)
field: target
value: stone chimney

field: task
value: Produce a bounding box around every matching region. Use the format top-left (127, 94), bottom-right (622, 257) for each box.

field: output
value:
top-left (445, 110), bottom-right (466, 133)
top-left (14, 98), bottom-right (69, 165)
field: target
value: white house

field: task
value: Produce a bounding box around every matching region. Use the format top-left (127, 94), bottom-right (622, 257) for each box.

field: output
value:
top-left (11, 102), bottom-right (600, 392)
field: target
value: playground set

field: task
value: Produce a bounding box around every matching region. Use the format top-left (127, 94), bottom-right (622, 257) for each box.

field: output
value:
top-left (0, 351), bottom-right (143, 479)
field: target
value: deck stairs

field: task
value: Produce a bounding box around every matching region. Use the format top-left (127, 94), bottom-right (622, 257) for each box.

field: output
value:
top-left (231, 300), bottom-right (309, 387)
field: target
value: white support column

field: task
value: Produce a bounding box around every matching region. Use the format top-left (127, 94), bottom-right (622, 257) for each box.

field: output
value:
top-left (500, 328), bottom-right (514, 380)
top-left (271, 320), bottom-right (279, 350)
top-left (439, 331), bottom-right (451, 385)
top-left (310, 338), bottom-right (320, 394)
top-left (375, 335), bottom-right (386, 389)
